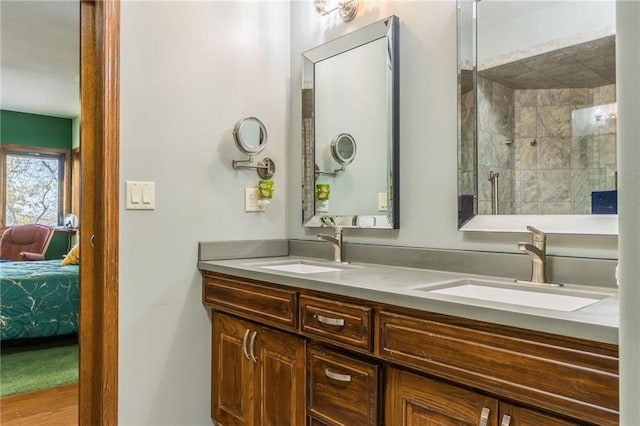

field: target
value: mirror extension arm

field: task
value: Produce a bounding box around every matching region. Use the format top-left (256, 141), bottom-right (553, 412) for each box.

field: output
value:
top-left (232, 156), bottom-right (276, 179)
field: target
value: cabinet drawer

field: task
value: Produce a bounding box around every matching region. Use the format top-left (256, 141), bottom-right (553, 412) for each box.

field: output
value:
top-left (307, 345), bottom-right (379, 426)
top-left (203, 272), bottom-right (296, 329)
top-left (499, 402), bottom-right (584, 426)
top-left (300, 295), bottom-right (372, 351)
top-left (378, 310), bottom-right (618, 426)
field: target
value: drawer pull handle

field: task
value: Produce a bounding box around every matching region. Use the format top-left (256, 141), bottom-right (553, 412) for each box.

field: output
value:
top-left (479, 407), bottom-right (491, 426)
top-left (501, 415), bottom-right (511, 426)
top-left (324, 368), bottom-right (351, 382)
top-left (314, 314), bottom-right (345, 327)
top-left (242, 329), bottom-right (251, 360)
top-left (249, 330), bottom-right (258, 363)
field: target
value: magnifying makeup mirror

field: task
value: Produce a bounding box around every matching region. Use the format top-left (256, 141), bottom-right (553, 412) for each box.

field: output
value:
top-left (316, 133), bottom-right (357, 179)
top-left (231, 117), bottom-right (275, 179)
top-left (232, 117), bottom-right (267, 155)
top-left (330, 133), bottom-right (357, 166)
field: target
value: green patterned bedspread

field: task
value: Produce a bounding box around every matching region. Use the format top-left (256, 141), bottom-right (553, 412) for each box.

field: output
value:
top-left (0, 260), bottom-right (79, 340)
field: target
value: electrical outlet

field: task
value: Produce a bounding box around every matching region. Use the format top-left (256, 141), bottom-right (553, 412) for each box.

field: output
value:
top-left (378, 192), bottom-right (388, 212)
top-left (245, 188), bottom-right (265, 212)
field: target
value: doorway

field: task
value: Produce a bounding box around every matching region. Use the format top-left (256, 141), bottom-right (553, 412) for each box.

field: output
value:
top-left (0, 1), bottom-right (119, 424)
top-left (78, 0), bottom-right (120, 424)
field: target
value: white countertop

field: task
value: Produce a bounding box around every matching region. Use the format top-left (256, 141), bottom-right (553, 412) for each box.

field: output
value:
top-left (198, 256), bottom-right (619, 345)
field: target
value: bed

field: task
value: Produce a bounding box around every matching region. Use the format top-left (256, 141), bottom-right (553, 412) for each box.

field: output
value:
top-left (0, 260), bottom-right (79, 341)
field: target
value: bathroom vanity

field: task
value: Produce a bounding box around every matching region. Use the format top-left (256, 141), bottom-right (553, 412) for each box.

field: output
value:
top-left (199, 255), bottom-right (618, 426)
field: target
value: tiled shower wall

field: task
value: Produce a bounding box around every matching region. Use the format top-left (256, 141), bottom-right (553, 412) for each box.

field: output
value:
top-left (458, 84), bottom-right (476, 200)
top-left (462, 79), bottom-right (617, 215)
top-left (477, 78), bottom-right (515, 215)
top-left (513, 84), bottom-right (616, 214)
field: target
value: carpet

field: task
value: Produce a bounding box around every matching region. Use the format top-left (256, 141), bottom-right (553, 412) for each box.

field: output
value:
top-left (0, 344), bottom-right (78, 397)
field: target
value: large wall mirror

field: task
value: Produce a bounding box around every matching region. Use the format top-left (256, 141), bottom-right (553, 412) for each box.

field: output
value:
top-left (302, 15), bottom-right (399, 229)
top-left (458, 0), bottom-right (618, 234)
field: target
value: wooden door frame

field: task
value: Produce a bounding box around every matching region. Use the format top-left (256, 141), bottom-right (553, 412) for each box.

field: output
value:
top-left (79, 0), bottom-right (120, 424)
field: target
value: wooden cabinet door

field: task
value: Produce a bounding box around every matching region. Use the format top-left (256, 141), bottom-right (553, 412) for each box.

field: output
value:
top-left (253, 325), bottom-right (306, 426)
top-left (385, 367), bottom-right (498, 426)
top-left (212, 312), bottom-right (255, 426)
top-left (211, 311), bottom-right (305, 426)
top-left (499, 402), bottom-right (585, 426)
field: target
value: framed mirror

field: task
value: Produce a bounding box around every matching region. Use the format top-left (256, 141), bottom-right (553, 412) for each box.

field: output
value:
top-left (457, 0), bottom-right (618, 235)
top-left (233, 116), bottom-right (267, 155)
top-left (302, 15), bottom-right (399, 229)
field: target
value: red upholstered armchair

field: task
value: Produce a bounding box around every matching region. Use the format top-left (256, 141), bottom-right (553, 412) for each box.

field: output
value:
top-left (0, 224), bottom-right (54, 261)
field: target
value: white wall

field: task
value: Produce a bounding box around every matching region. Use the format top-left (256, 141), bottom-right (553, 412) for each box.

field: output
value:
top-left (119, 1), bottom-right (290, 424)
top-left (286, 0), bottom-right (617, 260)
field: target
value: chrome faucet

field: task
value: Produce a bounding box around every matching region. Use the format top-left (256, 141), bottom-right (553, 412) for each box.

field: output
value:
top-left (518, 225), bottom-right (547, 284)
top-left (317, 216), bottom-right (344, 263)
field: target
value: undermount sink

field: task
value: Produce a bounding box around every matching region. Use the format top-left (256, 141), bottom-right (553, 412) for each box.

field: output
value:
top-left (412, 279), bottom-right (608, 312)
top-left (257, 260), bottom-right (347, 275)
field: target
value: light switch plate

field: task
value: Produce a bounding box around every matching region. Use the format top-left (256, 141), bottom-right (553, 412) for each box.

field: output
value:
top-left (126, 181), bottom-right (156, 210)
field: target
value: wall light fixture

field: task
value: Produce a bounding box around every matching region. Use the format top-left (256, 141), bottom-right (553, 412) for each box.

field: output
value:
top-left (313, 0), bottom-right (359, 22)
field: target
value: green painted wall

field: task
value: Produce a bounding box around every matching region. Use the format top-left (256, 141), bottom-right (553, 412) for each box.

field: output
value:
top-left (72, 116), bottom-right (80, 149)
top-left (1, 110), bottom-right (73, 149)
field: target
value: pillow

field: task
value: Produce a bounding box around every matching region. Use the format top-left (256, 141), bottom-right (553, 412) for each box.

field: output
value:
top-left (62, 243), bottom-right (80, 265)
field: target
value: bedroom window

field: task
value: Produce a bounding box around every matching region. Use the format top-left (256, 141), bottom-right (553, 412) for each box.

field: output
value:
top-left (1, 145), bottom-right (70, 228)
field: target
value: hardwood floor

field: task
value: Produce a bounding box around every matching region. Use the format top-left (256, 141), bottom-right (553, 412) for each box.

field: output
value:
top-left (0, 383), bottom-right (78, 425)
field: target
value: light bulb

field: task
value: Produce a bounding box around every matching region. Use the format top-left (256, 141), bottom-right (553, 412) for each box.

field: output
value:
top-left (312, 0), bottom-right (359, 21)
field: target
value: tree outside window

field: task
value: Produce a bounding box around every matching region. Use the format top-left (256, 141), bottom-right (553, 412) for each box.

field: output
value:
top-left (1, 145), bottom-right (70, 228)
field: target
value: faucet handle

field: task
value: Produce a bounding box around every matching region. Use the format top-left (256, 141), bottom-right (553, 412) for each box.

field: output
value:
top-left (526, 225), bottom-right (546, 242)
top-left (321, 215), bottom-right (336, 228)
top-left (525, 226), bottom-right (546, 252)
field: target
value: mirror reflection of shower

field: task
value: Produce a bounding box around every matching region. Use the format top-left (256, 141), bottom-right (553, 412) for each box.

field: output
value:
top-left (459, 0), bottom-right (617, 217)
top-left (470, 34), bottom-right (617, 216)
top-left (572, 103), bottom-right (618, 214)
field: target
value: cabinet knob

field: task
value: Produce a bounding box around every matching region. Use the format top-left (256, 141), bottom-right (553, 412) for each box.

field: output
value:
top-left (501, 415), bottom-right (512, 426)
top-left (479, 407), bottom-right (491, 426)
top-left (314, 314), bottom-right (345, 327)
top-left (324, 368), bottom-right (352, 382)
